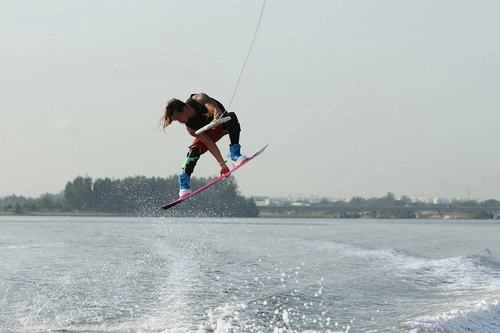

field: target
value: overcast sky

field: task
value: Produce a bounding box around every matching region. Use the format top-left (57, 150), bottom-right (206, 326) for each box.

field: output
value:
top-left (1, 0), bottom-right (499, 201)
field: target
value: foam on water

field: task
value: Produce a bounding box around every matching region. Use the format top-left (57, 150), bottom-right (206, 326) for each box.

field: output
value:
top-left (248, 235), bottom-right (500, 332)
top-left (409, 300), bottom-right (500, 333)
top-left (3, 217), bottom-right (500, 333)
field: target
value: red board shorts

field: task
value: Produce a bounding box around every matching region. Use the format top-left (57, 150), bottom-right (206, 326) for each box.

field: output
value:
top-left (188, 125), bottom-right (228, 154)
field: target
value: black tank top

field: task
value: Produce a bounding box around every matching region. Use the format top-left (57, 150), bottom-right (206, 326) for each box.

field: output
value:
top-left (185, 94), bottom-right (226, 130)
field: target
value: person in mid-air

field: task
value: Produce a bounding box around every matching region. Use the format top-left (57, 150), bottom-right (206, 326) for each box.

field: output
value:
top-left (159, 93), bottom-right (247, 198)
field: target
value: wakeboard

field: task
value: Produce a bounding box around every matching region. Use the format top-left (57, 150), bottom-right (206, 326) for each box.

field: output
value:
top-left (160, 145), bottom-right (268, 210)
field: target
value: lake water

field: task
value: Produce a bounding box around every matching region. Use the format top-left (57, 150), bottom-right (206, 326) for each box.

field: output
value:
top-left (1, 216), bottom-right (500, 332)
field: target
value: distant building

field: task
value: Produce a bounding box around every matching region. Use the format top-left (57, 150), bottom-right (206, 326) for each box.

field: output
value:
top-left (253, 197), bottom-right (271, 206)
top-left (412, 197), bottom-right (431, 204)
top-left (433, 197), bottom-right (451, 205)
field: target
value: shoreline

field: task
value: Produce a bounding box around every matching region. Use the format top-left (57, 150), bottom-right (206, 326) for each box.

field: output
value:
top-left (0, 211), bottom-right (485, 220)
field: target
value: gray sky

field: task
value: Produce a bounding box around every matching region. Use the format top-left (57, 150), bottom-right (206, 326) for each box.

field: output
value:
top-left (1, 0), bottom-right (499, 201)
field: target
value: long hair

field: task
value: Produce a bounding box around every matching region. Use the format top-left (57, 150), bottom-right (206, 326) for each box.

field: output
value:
top-left (158, 98), bottom-right (186, 131)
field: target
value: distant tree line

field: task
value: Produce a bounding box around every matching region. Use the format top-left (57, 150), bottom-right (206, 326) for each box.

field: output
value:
top-left (310, 192), bottom-right (500, 209)
top-left (0, 193), bottom-right (66, 214)
top-left (0, 175), bottom-right (259, 217)
top-left (3, 187), bottom-right (499, 219)
top-left (305, 192), bottom-right (500, 219)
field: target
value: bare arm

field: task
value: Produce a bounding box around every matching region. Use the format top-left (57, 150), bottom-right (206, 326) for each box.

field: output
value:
top-left (192, 93), bottom-right (223, 119)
